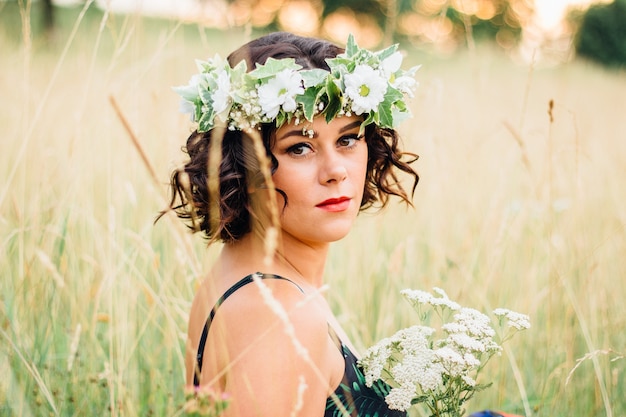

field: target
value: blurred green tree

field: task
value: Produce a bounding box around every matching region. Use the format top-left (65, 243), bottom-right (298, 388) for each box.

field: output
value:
top-left (574, 0), bottom-right (626, 67)
top-left (444, 0), bottom-right (530, 42)
top-left (42, 0), bottom-right (54, 37)
top-left (318, 0), bottom-right (532, 48)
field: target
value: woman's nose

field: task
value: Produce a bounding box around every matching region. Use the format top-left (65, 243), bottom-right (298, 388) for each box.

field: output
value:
top-left (319, 151), bottom-right (348, 184)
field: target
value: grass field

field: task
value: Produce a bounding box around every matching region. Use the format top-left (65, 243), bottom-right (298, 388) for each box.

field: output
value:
top-left (1, 2), bottom-right (625, 416)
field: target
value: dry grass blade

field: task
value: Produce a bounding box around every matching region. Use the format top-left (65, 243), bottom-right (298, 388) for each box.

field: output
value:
top-left (565, 349), bottom-right (625, 386)
top-left (108, 94), bottom-right (202, 277)
top-left (109, 95), bottom-right (160, 187)
top-left (503, 120), bottom-right (532, 177)
top-left (248, 128), bottom-right (280, 263)
top-left (0, 327), bottom-right (59, 416)
top-left (252, 275), bottom-right (351, 416)
top-left (208, 126), bottom-right (225, 240)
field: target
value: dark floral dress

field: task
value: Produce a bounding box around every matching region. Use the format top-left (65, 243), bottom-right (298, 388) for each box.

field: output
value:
top-left (325, 336), bottom-right (406, 417)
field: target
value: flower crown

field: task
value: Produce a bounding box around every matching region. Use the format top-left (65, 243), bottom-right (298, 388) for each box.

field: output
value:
top-left (174, 34), bottom-right (420, 134)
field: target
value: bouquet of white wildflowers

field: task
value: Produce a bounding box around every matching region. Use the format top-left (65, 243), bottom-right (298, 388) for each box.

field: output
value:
top-left (359, 288), bottom-right (530, 417)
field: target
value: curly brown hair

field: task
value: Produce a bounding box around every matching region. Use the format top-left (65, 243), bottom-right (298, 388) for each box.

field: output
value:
top-left (161, 32), bottom-right (419, 243)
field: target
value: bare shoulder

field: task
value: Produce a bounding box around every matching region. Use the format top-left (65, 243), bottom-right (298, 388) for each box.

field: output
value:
top-left (216, 275), bottom-right (329, 353)
top-left (199, 275), bottom-right (341, 416)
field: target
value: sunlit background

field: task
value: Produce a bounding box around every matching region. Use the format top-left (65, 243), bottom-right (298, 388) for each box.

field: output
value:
top-left (2, 1), bottom-right (625, 416)
top-left (48, 0), bottom-right (613, 63)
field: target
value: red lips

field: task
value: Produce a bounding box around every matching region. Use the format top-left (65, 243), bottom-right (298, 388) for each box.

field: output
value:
top-left (316, 197), bottom-right (351, 212)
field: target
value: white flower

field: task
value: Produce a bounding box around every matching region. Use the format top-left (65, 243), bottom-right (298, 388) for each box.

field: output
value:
top-left (442, 322), bottom-right (467, 334)
top-left (384, 326), bottom-right (444, 393)
top-left (493, 308), bottom-right (531, 330)
top-left (401, 289), bottom-right (432, 304)
top-left (401, 288), bottom-right (461, 310)
top-left (380, 52), bottom-right (418, 97)
top-left (392, 353), bottom-right (443, 392)
top-left (434, 346), bottom-right (466, 375)
top-left (211, 69), bottom-right (232, 116)
top-left (361, 338), bottom-right (393, 386)
top-left (360, 286), bottom-right (529, 415)
top-left (257, 68), bottom-right (304, 119)
top-left (393, 325), bottom-right (434, 355)
top-left (446, 332), bottom-right (488, 353)
top-left (385, 385), bottom-right (415, 411)
top-left (393, 75), bottom-right (417, 97)
top-left (461, 375), bottom-right (476, 387)
top-left (344, 64), bottom-right (387, 115)
top-left (380, 51), bottom-right (402, 78)
top-left (179, 100), bottom-right (196, 118)
top-left (174, 73), bottom-right (203, 118)
top-left (463, 352), bottom-right (481, 367)
top-left (453, 308), bottom-right (496, 339)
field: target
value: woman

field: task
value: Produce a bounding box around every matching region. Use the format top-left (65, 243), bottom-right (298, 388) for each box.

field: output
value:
top-left (166, 32), bottom-right (419, 416)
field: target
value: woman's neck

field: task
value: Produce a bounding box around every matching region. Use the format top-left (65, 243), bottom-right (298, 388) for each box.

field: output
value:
top-left (217, 230), bottom-right (330, 289)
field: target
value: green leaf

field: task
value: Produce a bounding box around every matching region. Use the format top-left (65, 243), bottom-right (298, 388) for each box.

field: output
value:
top-left (391, 108), bottom-right (411, 127)
top-left (377, 102), bottom-right (393, 128)
top-left (324, 78), bottom-right (342, 123)
top-left (375, 44), bottom-right (399, 62)
top-left (325, 57), bottom-right (351, 74)
top-left (300, 69), bottom-right (328, 88)
top-left (297, 86), bottom-right (323, 121)
top-left (194, 100), bottom-right (203, 122)
top-left (198, 108), bottom-right (215, 132)
top-left (384, 85), bottom-right (404, 104)
top-left (199, 85), bottom-right (212, 105)
top-left (361, 112), bottom-right (376, 134)
top-left (251, 57), bottom-right (301, 80)
top-left (345, 33), bottom-right (358, 57)
top-left (377, 87), bottom-right (403, 128)
top-left (276, 111), bottom-right (286, 127)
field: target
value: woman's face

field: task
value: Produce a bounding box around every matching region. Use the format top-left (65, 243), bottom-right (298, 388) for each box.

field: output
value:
top-left (271, 115), bottom-right (368, 246)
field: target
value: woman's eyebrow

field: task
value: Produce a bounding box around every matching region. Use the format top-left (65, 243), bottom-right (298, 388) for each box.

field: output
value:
top-left (276, 129), bottom-right (314, 141)
top-left (338, 120), bottom-right (362, 133)
top-left (277, 120), bottom-right (362, 142)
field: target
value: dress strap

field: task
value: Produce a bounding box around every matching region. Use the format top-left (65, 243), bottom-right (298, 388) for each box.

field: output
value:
top-left (194, 273), bottom-right (303, 387)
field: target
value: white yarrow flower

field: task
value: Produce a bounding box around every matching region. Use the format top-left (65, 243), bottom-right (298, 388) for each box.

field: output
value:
top-left (391, 352), bottom-right (443, 391)
top-left (494, 308), bottom-right (531, 330)
top-left (447, 332), bottom-right (488, 353)
top-left (401, 288), bottom-right (433, 304)
top-left (402, 288), bottom-right (461, 310)
top-left (361, 339), bottom-right (393, 386)
top-left (359, 286), bottom-right (529, 415)
top-left (434, 346), bottom-right (466, 376)
top-left (386, 385), bottom-right (415, 411)
top-left (453, 308), bottom-right (496, 339)
top-left (257, 68), bottom-right (304, 119)
top-left (344, 64), bottom-right (387, 115)
top-left (461, 375), bottom-right (477, 387)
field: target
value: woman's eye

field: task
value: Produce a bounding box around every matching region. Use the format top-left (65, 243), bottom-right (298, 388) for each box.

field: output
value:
top-left (338, 134), bottom-right (362, 148)
top-left (287, 143), bottom-right (312, 156)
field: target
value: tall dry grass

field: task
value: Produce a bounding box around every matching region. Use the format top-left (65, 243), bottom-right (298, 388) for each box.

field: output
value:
top-left (1, 3), bottom-right (625, 416)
